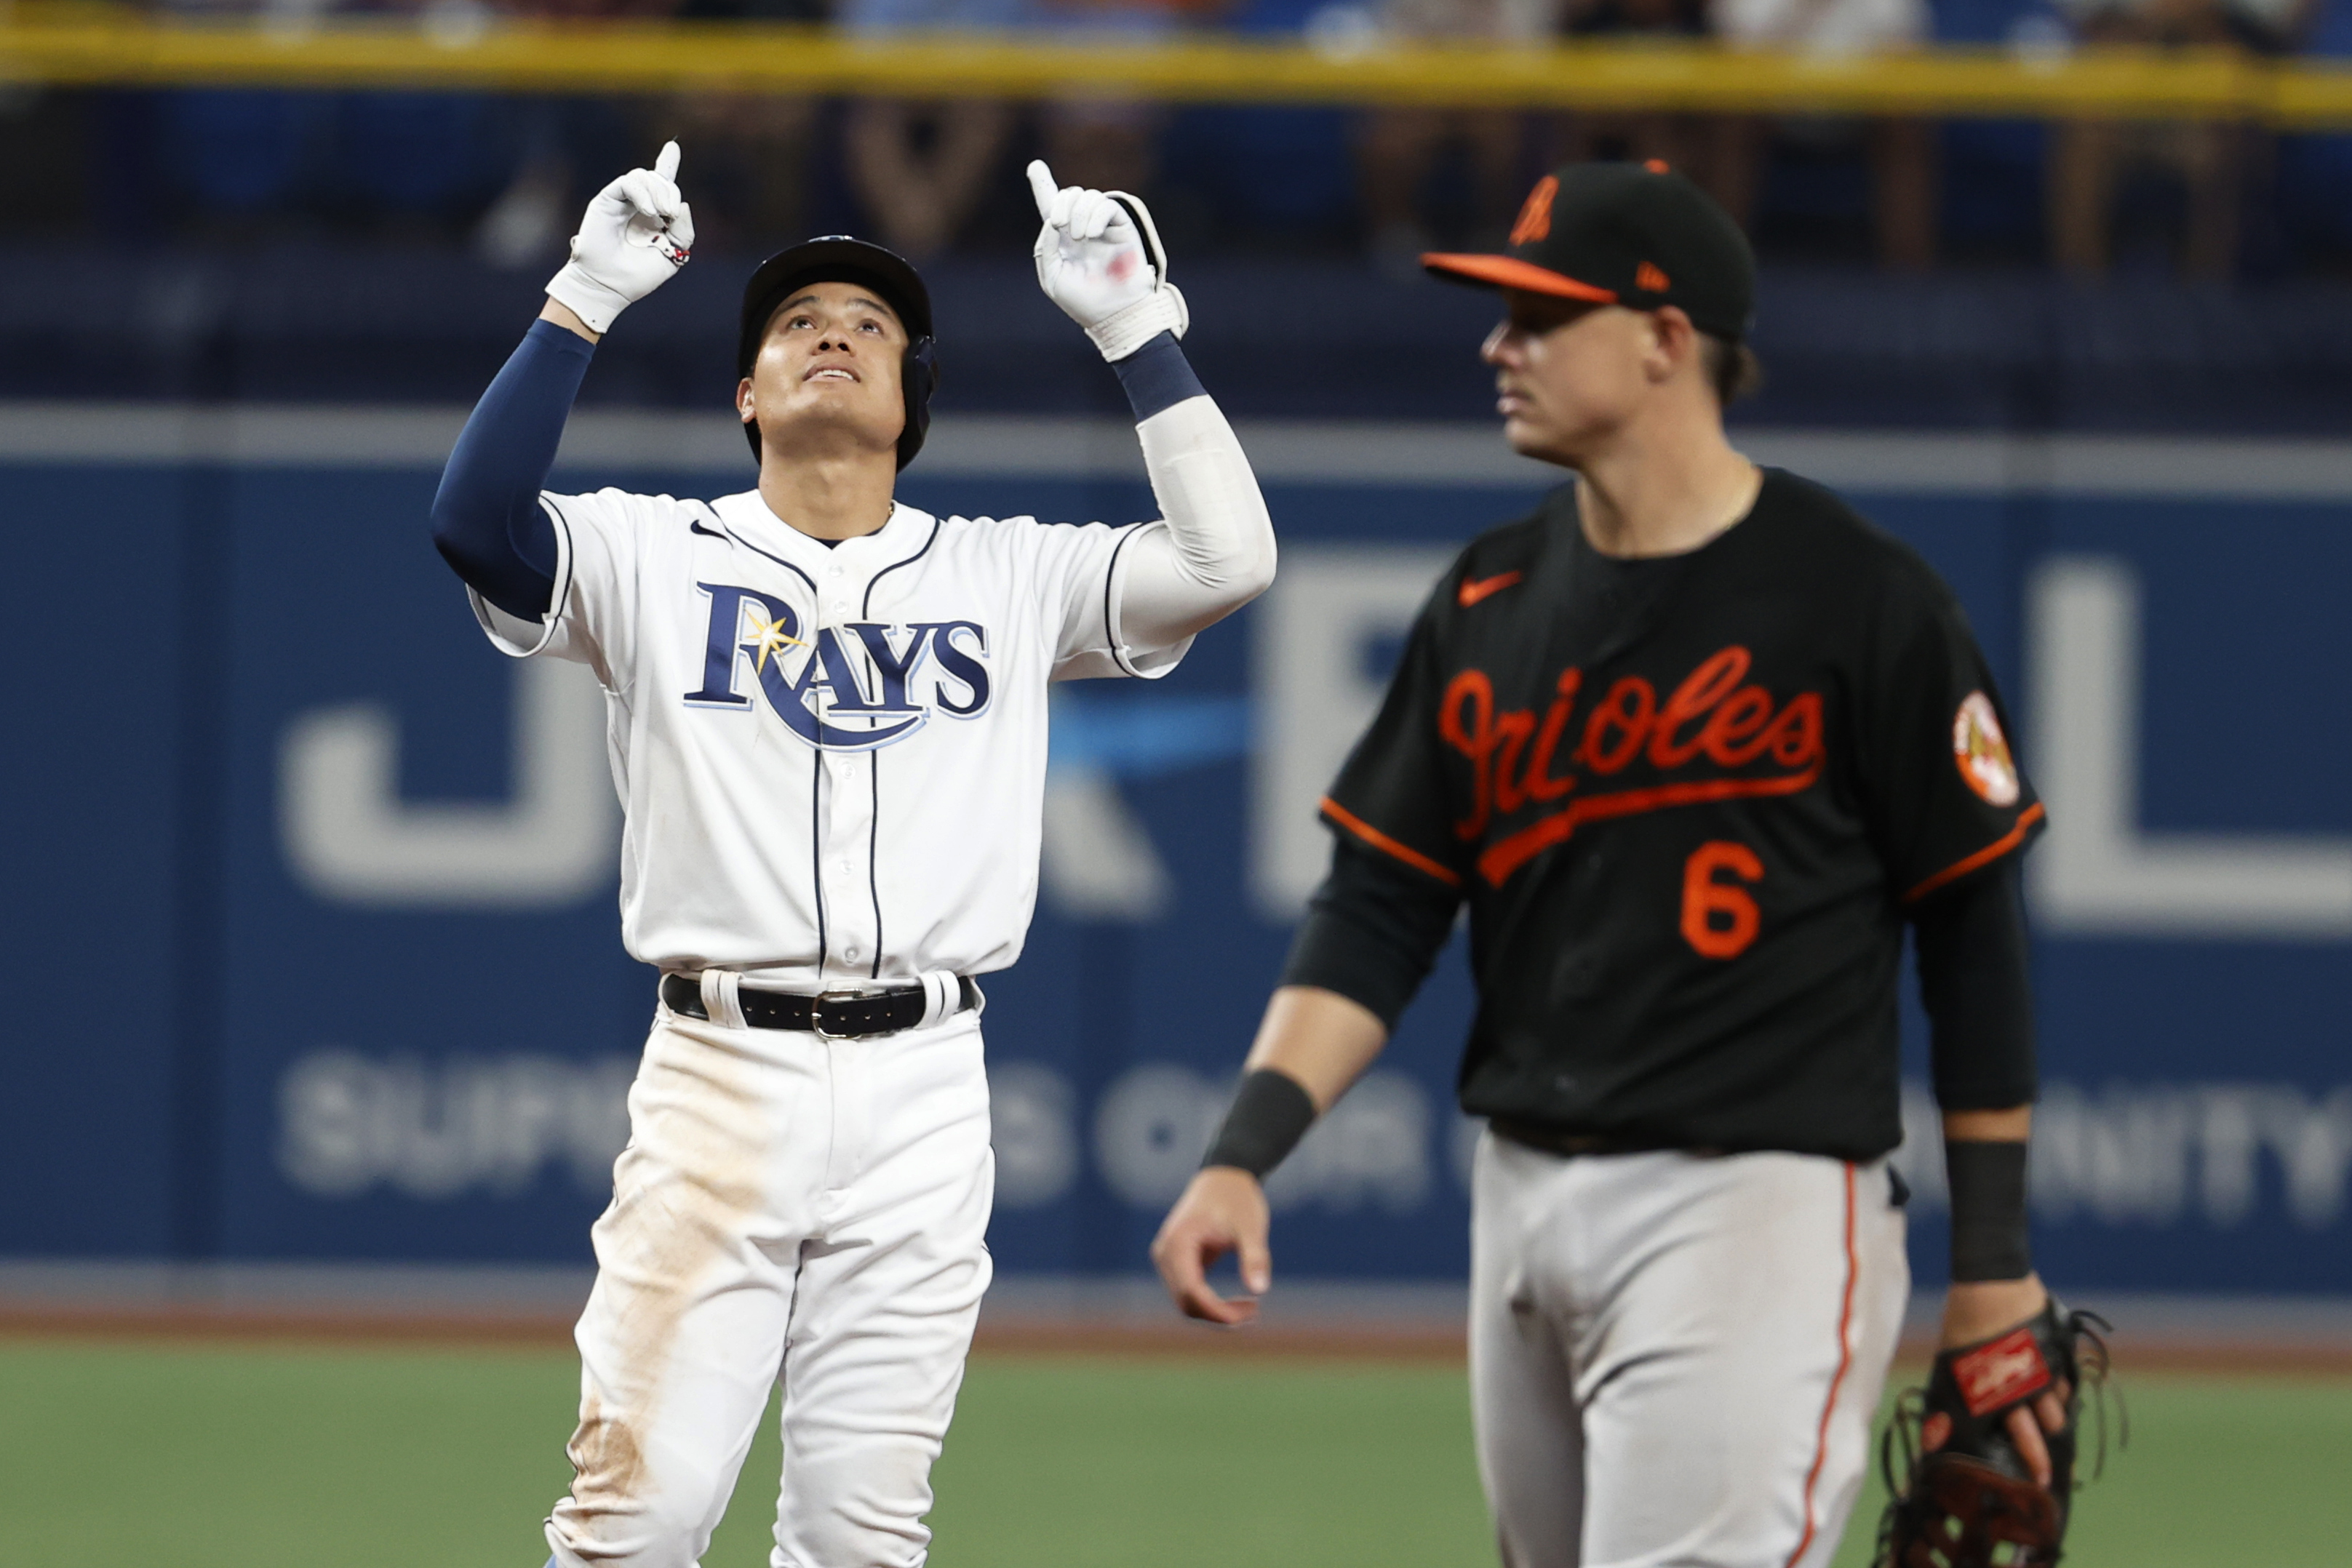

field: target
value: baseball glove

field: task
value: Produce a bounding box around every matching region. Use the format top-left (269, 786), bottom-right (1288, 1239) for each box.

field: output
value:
top-left (1873, 1299), bottom-right (2119, 1568)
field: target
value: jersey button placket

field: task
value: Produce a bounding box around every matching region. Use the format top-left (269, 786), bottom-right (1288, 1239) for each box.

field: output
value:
top-left (818, 566), bottom-right (878, 983)
top-left (820, 752), bottom-right (872, 980)
top-left (815, 559), bottom-right (872, 1204)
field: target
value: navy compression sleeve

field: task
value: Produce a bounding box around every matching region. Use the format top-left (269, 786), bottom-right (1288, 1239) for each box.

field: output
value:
top-left (429, 318), bottom-right (592, 620)
top-left (1110, 332), bottom-right (1206, 422)
top-left (1913, 857), bottom-right (2038, 1110)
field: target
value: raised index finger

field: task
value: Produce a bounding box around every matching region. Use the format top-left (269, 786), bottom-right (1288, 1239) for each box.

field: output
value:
top-left (653, 140), bottom-right (681, 184)
top-left (1026, 159), bottom-right (1059, 220)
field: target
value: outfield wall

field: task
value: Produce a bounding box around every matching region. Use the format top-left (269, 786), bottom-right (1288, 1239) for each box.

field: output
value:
top-left (4, 410), bottom-right (2349, 1295)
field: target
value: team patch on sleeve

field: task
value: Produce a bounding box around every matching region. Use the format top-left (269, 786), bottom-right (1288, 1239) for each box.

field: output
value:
top-left (1952, 691), bottom-right (2020, 807)
top-left (1949, 1324), bottom-right (2053, 1415)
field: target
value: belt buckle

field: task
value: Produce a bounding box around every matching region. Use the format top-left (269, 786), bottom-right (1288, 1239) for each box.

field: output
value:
top-left (810, 988), bottom-right (865, 1040)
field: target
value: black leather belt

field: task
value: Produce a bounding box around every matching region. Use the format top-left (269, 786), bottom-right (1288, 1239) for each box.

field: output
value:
top-left (1491, 1118), bottom-right (1706, 1159)
top-left (661, 973), bottom-right (977, 1038)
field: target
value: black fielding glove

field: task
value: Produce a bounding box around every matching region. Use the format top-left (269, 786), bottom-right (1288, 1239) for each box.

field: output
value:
top-left (1874, 1299), bottom-right (2121, 1568)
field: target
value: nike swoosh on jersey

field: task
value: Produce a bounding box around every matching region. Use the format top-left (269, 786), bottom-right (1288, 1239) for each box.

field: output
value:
top-left (1457, 571), bottom-right (1523, 607)
top-left (689, 519), bottom-right (725, 540)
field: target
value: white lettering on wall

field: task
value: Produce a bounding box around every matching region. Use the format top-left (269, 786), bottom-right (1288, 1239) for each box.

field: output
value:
top-left (276, 1049), bottom-right (2352, 1236)
top-left (279, 656), bottom-right (620, 908)
top-left (2028, 556), bottom-right (2352, 937)
top-left (988, 1060), bottom-right (1081, 1209)
top-left (1093, 1063), bottom-right (1231, 1208)
top-left (1265, 1071), bottom-right (1432, 1214)
top-left (277, 1049), bottom-right (634, 1200)
top-left (1896, 1077), bottom-right (2352, 1230)
top-left (1091, 1062), bottom-right (1440, 1213)
top-left (1251, 545), bottom-right (1454, 919)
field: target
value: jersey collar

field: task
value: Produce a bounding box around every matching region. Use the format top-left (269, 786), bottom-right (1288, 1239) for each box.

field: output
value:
top-left (716, 492), bottom-right (930, 575)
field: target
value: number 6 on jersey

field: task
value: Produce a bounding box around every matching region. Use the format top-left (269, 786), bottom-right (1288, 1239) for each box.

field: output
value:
top-left (1682, 839), bottom-right (1763, 959)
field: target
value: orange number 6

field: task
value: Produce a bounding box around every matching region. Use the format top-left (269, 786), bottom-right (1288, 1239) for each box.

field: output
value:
top-left (1681, 841), bottom-right (1763, 959)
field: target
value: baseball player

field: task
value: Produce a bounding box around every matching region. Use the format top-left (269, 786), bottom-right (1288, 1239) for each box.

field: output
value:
top-left (428, 143), bottom-right (1275, 1568)
top-left (1152, 162), bottom-right (2082, 1568)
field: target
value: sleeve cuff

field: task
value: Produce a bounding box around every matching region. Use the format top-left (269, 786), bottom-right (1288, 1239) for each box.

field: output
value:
top-left (469, 496), bottom-right (574, 657)
top-left (1100, 520), bottom-right (1194, 680)
top-left (1320, 797), bottom-right (1463, 887)
top-left (1902, 801), bottom-right (2048, 904)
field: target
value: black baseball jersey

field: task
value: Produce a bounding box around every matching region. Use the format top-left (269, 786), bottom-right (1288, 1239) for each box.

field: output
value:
top-left (1322, 469), bottom-right (2044, 1161)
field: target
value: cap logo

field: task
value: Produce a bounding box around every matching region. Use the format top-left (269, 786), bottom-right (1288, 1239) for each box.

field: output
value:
top-left (1635, 261), bottom-right (1670, 292)
top-left (1510, 176), bottom-right (1558, 247)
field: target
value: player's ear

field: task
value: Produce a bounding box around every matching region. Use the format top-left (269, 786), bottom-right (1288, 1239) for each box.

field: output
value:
top-left (737, 377), bottom-right (757, 425)
top-left (1645, 306), bottom-right (1696, 387)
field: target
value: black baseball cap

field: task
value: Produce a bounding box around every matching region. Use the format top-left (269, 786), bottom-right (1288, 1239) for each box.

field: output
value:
top-left (738, 236), bottom-right (933, 377)
top-left (1423, 161), bottom-right (1755, 342)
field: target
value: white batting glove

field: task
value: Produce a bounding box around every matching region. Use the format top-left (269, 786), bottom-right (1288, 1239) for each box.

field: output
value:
top-left (545, 140), bottom-right (695, 336)
top-left (1027, 159), bottom-right (1189, 363)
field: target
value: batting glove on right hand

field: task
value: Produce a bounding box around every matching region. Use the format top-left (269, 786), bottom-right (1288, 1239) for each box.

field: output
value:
top-left (1027, 159), bottom-right (1188, 362)
top-left (545, 140), bottom-right (694, 336)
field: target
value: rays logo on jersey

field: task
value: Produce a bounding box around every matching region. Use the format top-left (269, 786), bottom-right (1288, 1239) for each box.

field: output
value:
top-left (683, 583), bottom-right (990, 751)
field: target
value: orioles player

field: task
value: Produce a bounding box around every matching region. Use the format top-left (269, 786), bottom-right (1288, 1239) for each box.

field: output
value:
top-left (1152, 162), bottom-right (2082, 1568)
top-left (428, 143), bottom-right (1274, 1568)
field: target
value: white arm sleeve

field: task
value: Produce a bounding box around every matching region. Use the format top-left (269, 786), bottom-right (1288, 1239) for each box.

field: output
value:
top-left (1114, 394), bottom-right (1277, 652)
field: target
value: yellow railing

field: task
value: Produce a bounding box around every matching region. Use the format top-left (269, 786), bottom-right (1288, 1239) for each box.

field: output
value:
top-left (5, 5), bottom-right (2352, 127)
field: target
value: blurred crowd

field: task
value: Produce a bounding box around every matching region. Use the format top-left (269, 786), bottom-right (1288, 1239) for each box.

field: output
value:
top-left (4, 0), bottom-right (2351, 279)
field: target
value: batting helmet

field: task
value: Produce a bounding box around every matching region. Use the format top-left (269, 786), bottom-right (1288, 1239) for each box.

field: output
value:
top-left (737, 236), bottom-right (938, 471)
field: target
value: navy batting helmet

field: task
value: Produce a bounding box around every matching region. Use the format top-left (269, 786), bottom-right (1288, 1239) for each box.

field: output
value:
top-left (738, 236), bottom-right (938, 471)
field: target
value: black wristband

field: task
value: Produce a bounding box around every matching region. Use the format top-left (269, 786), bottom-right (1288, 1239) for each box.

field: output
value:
top-left (1946, 1139), bottom-right (2033, 1282)
top-left (1200, 1068), bottom-right (1319, 1179)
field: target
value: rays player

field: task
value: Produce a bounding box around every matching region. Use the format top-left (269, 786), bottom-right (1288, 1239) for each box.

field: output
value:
top-left (428, 142), bottom-right (1274, 1568)
top-left (1152, 162), bottom-right (2070, 1567)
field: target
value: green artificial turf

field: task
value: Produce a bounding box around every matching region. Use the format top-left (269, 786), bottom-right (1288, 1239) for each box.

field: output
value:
top-left (0, 1337), bottom-right (2345, 1567)
top-left (0, 1338), bottom-right (578, 1567)
top-left (911, 1357), bottom-right (1491, 1568)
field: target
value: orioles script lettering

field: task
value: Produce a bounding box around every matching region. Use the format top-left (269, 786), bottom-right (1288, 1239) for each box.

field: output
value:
top-left (1438, 647), bottom-right (1825, 887)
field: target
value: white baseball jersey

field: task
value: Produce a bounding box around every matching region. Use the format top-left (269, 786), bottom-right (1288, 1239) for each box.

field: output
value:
top-left (471, 490), bottom-right (1191, 986)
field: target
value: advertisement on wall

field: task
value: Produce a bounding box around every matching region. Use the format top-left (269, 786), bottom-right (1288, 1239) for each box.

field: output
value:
top-left (4, 415), bottom-right (2348, 1292)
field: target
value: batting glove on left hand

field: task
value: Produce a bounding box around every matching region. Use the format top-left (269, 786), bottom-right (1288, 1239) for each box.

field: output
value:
top-left (545, 140), bottom-right (695, 336)
top-left (1027, 159), bottom-right (1188, 362)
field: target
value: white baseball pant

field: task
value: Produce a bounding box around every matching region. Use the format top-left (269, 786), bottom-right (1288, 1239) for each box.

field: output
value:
top-left (544, 998), bottom-right (994, 1568)
top-left (1469, 1136), bottom-right (1910, 1568)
